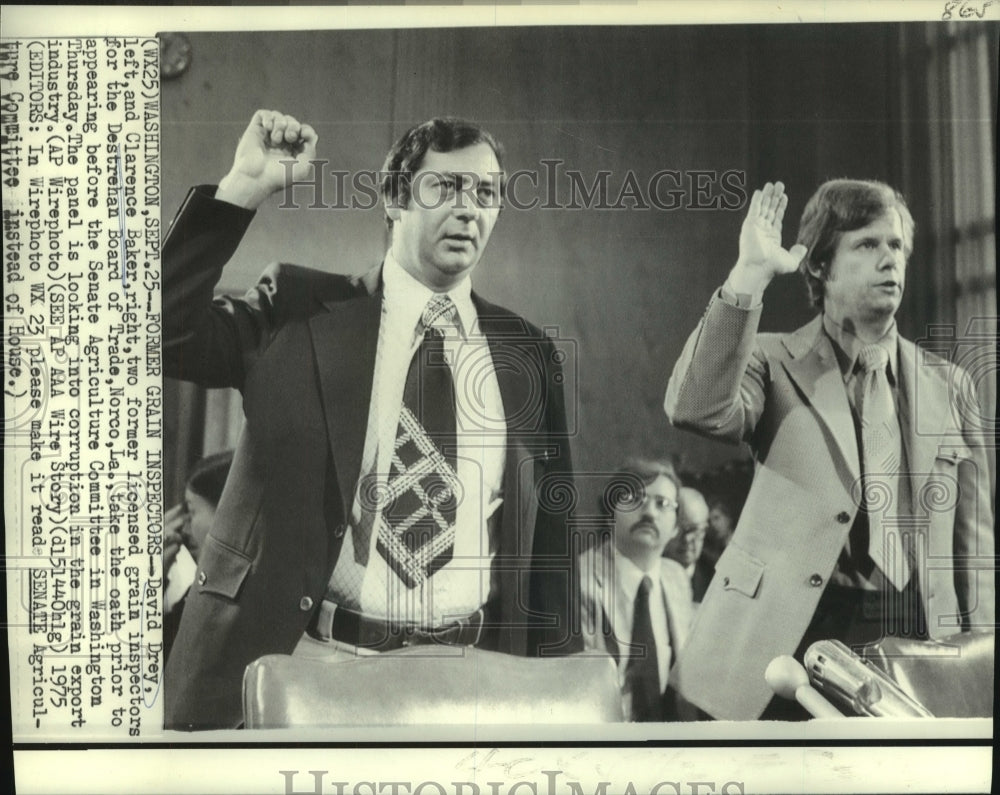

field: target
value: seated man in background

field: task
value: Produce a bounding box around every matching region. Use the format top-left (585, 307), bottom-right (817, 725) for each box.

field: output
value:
top-left (663, 486), bottom-right (713, 603)
top-left (665, 180), bottom-right (995, 720)
top-left (579, 458), bottom-right (694, 721)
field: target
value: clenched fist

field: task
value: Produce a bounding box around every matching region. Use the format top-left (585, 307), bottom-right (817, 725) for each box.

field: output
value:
top-left (216, 110), bottom-right (319, 210)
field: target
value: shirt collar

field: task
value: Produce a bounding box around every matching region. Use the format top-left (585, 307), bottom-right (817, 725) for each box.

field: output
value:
top-left (382, 250), bottom-right (476, 339)
top-left (614, 550), bottom-right (661, 601)
top-left (822, 313), bottom-right (899, 385)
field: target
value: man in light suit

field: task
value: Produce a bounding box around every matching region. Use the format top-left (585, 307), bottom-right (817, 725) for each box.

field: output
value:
top-left (163, 111), bottom-right (579, 729)
top-left (665, 180), bottom-right (995, 720)
top-left (579, 458), bottom-right (694, 721)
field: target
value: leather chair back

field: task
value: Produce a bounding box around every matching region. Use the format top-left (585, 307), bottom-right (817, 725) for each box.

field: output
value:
top-left (243, 647), bottom-right (624, 727)
top-left (861, 631), bottom-right (994, 718)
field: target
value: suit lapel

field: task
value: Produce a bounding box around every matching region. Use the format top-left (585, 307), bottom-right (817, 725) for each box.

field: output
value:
top-left (781, 317), bottom-right (861, 480)
top-left (897, 337), bottom-right (949, 505)
top-left (593, 541), bottom-right (622, 661)
top-left (658, 562), bottom-right (685, 653)
top-left (309, 271), bottom-right (382, 516)
top-left (474, 294), bottom-right (540, 559)
top-left (473, 295), bottom-right (535, 441)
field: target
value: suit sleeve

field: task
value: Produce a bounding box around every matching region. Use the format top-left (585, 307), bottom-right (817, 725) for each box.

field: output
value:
top-left (162, 185), bottom-right (284, 390)
top-left (664, 289), bottom-right (770, 445)
top-left (952, 367), bottom-right (996, 630)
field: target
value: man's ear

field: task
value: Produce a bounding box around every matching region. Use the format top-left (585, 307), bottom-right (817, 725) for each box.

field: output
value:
top-left (806, 260), bottom-right (825, 280)
top-left (385, 202), bottom-right (402, 223)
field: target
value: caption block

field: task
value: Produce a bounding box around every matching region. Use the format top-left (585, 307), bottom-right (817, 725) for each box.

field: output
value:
top-left (3, 36), bottom-right (163, 738)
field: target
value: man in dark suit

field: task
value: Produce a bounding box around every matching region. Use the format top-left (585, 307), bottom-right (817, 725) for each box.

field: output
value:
top-left (665, 180), bottom-right (995, 720)
top-left (163, 110), bottom-right (579, 729)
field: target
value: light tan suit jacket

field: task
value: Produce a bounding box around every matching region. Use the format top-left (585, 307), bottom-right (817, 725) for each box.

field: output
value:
top-left (664, 293), bottom-right (995, 719)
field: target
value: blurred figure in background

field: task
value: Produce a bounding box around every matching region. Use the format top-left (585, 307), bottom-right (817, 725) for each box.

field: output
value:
top-left (663, 486), bottom-right (713, 603)
top-left (702, 492), bottom-right (741, 569)
top-left (163, 451), bottom-right (235, 660)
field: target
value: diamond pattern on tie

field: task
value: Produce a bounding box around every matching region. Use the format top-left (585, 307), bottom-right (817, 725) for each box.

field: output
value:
top-left (857, 343), bottom-right (909, 590)
top-left (376, 295), bottom-right (459, 588)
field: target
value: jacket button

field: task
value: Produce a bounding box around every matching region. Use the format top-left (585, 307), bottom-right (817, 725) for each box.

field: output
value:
top-left (836, 511), bottom-right (851, 524)
top-left (299, 596), bottom-right (314, 612)
top-left (332, 524), bottom-right (346, 539)
top-left (197, 571), bottom-right (207, 586)
top-left (809, 573), bottom-right (824, 587)
top-left (722, 576), bottom-right (731, 587)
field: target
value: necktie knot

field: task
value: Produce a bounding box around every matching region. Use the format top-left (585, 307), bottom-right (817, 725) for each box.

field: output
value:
top-left (420, 294), bottom-right (457, 334)
top-left (858, 343), bottom-right (889, 375)
top-left (637, 575), bottom-right (653, 600)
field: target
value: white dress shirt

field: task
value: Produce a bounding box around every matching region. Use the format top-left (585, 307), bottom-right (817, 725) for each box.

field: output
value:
top-left (326, 253), bottom-right (506, 627)
top-left (614, 552), bottom-right (671, 693)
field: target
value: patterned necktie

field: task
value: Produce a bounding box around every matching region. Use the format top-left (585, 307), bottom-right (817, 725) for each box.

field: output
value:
top-left (625, 576), bottom-right (663, 722)
top-left (375, 294), bottom-right (459, 588)
top-left (856, 343), bottom-right (910, 590)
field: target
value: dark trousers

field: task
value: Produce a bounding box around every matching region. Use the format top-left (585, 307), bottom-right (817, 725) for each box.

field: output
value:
top-left (760, 580), bottom-right (929, 720)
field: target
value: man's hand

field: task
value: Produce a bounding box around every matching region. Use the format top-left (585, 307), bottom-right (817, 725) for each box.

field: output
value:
top-left (163, 503), bottom-right (187, 573)
top-left (216, 110), bottom-right (318, 210)
top-left (728, 182), bottom-right (808, 297)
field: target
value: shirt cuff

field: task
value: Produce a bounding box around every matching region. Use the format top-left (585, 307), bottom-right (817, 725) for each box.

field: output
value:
top-left (719, 280), bottom-right (761, 310)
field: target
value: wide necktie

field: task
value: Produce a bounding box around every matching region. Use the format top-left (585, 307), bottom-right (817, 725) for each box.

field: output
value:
top-left (856, 344), bottom-right (909, 590)
top-left (625, 576), bottom-right (663, 722)
top-left (376, 294), bottom-right (459, 588)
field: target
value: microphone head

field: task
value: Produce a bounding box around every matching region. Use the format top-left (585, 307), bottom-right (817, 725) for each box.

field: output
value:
top-left (765, 655), bottom-right (810, 699)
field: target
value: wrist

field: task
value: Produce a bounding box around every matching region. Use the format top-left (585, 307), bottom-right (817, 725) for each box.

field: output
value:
top-left (727, 261), bottom-right (772, 299)
top-left (216, 172), bottom-right (271, 210)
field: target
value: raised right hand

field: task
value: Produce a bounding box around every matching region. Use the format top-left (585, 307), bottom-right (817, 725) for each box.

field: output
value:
top-left (216, 109), bottom-right (318, 210)
top-left (728, 182), bottom-right (807, 295)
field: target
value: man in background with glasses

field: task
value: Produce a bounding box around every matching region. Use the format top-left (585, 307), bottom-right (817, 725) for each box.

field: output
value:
top-left (578, 458), bottom-right (695, 721)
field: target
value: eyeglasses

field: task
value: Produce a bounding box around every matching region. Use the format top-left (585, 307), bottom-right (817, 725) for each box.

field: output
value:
top-left (615, 492), bottom-right (679, 513)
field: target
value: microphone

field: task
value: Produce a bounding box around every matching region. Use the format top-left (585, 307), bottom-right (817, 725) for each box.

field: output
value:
top-left (765, 655), bottom-right (844, 718)
top-left (804, 640), bottom-right (933, 717)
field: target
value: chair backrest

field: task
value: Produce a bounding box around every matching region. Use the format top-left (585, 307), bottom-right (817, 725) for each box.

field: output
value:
top-left (243, 646), bottom-right (624, 728)
top-left (861, 631), bottom-right (994, 718)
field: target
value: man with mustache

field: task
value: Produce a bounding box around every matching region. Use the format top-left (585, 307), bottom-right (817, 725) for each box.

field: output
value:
top-left (162, 110), bottom-right (578, 729)
top-left (665, 180), bottom-right (995, 720)
top-left (579, 458), bottom-right (694, 721)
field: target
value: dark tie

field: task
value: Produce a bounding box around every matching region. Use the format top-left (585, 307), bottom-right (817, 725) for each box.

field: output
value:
top-left (625, 576), bottom-right (663, 722)
top-left (376, 294), bottom-right (459, 588)
top-left (856, 344), bottom-right (909, 590)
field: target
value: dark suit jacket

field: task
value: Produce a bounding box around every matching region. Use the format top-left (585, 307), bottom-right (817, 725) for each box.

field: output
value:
top-left (664, 292), bottom-right (995, 720)
top-left (690, 557), bottom-right (714, 603)
top-left (162, 186), bottom-right (580, 729)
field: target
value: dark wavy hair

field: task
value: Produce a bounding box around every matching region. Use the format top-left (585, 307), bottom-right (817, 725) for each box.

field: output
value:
top-left (796, 179), bottom-right (915, 309)
top-left (380, 117), bottom-right (506, 228)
